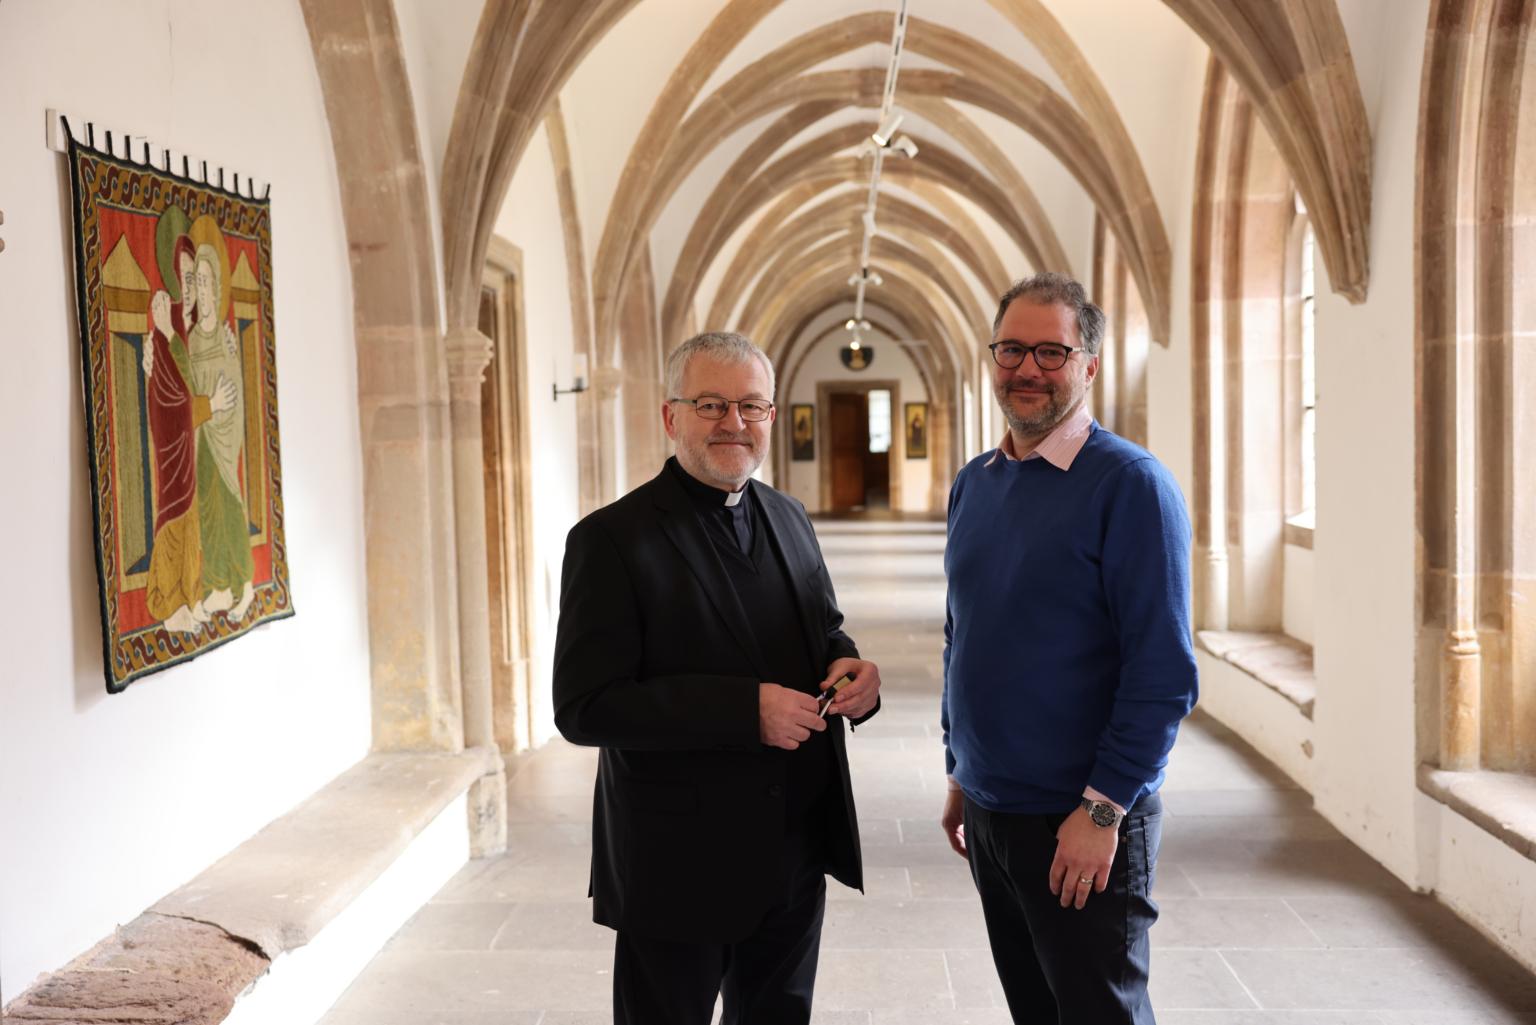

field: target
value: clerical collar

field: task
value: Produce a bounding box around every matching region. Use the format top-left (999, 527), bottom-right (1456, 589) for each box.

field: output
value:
top-left (668, 456), bottom-right (751, 510)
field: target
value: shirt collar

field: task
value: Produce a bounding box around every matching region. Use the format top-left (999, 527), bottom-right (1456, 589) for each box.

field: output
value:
top-left (668, 455), bottom-right (751, 510)
top-left (984, 402), bottom-right (1094, 471)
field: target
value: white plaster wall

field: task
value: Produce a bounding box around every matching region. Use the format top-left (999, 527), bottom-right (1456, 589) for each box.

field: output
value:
top-left (492, 124), bottom-right (583, 747)
top-left (1282, 543), bottom-right (1315, 647)
top-left (1194, 654), bottom-right (1314, 792)
top-left (785, 330), bottom-right (931, 514)
top-left (0, 0), bottom-right (369, 1001)
top-left (1306, 0), bottom-right (1428, 888)
top-left (391, 0), bottom-right (485, 335)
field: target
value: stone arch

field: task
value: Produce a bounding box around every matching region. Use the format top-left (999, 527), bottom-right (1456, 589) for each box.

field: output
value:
top-left (1416, 0), bottom-right (1536, 777)
top-left (597, 10), bottom-right (1175, 357)
top-left (764, 276), bottom-right (963, 508)
top-left (737, 232), bottom-right (988, 377)
top-left (299, 0), bottom-right (464, 752)
top-left (1163, 0), bottom-right (1373, 302)
top-left (705, 189), bottom-right (1009, 333)
top-left (661, 131), bottom-right (1061, 355)
top-left (1189, 57), bottom-right (1301, 634)
top-left (438, 0), bottom-right (641, 329)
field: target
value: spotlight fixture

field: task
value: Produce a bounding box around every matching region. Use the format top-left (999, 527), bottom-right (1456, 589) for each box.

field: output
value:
top-left (872, 112), bottom-right (905, 147)
top-left (889, 134), bottom-right (919, 159)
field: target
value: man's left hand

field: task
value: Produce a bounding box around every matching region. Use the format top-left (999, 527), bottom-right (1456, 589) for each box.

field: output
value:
top-left (820, 657), bottom-right (881, 719)
top-left (1048, 806), bottom-right (1118, 910)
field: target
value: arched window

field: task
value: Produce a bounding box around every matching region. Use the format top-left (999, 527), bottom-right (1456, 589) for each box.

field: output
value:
top-left (1189, 57), bottom-right (1318, 780)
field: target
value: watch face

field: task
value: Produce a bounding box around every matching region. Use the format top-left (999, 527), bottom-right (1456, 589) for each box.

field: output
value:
top-left (1089, 802), bottom-right (1119, 828)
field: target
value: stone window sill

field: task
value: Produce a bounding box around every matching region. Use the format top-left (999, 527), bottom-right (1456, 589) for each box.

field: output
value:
top-left (1419, 765), bottom-right (1536, 862)
top-left (1285, 509), bottom-right (1315, 550)
top-left (1197, 629), bottom-right (1316, 719)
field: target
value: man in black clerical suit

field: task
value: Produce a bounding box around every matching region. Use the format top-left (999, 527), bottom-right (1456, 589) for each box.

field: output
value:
top-left (553, 331), bottom-right (882, 1025)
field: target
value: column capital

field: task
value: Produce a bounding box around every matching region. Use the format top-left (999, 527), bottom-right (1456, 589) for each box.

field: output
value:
top-left (591, 363), bottom-right (624, 400)
top-left (443, 325), bottom-right (494, 389)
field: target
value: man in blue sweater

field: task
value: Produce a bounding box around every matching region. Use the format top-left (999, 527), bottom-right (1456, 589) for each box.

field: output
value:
top-left (940, 272), bottom-right (1198, 1024)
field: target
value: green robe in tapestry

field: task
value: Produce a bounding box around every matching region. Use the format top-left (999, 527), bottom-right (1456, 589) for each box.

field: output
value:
top-left (187, 318), bottom-right (254, 592)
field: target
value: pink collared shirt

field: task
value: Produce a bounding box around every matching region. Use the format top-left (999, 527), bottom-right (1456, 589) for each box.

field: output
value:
top-left (951, 401), bottom-right (1126, 816)
top-left (983, 400), bottom-right (1094, 470)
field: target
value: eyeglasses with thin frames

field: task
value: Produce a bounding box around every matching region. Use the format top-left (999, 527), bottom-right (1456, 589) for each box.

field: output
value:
top-left (988, 341), bottom-right (1082, 372)
top-left (668, 396), bottom-right (775, 422)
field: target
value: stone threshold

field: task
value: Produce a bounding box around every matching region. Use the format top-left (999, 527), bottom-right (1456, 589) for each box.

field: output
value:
top-left (2, 748), bottom-right (497, 1025)
top-left (1419, 764), bottom-right (1536, 863)
top-left (1196, 629), bottom-right (1316, 719)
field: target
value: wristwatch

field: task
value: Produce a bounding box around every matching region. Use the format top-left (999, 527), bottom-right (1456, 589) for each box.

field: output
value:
top-left (1080, 797), bottom-right (1123, 829)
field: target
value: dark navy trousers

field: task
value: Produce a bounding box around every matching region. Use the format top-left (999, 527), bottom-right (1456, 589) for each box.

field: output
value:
top-left (963, 792), bottom-right (1163, 1025)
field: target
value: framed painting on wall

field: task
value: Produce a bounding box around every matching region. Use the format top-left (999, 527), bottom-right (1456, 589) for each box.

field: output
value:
top-left (65, 124), bottom-right (294, 692)
top-left (905, 402), bottom-right (928, 459)
top-left (790, 403), bottom-right (815, 461)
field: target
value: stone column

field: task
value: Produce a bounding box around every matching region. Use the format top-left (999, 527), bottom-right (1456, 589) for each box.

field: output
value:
top-left (444, 325), bottom-right (508, 858)
top-left (592, 364), bottom-right (624, 502)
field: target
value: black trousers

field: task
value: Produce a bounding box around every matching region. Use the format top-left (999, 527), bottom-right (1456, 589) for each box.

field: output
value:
top-left (612, 827), bottom-right (828, 1025)
top-left (963, 792), bottom-right (1163, 1025)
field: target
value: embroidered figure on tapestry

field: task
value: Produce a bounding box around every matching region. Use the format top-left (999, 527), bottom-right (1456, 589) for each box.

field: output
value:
top-left (66, 129), bottom-right (293, 692)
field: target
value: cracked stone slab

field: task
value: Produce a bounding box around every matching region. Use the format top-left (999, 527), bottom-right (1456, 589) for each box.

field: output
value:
top-left (152, 749), bottom-right (498, 960)
top-left (0, 914), bottom-right (267, 1024)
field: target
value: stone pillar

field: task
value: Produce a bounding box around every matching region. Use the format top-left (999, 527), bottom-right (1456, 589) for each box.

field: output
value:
top-left (592, 364), bottom-right (624, 502)
top-left (444, 325), bottom-right (508, 858)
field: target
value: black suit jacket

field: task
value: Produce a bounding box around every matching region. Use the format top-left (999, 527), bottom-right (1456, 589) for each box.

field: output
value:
top-left (553, 464), bottom-right (875, 942)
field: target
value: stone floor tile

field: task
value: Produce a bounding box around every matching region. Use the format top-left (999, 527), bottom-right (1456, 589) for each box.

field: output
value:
top-left (1156, 1013), bottom-right (1382, 1024)
top-left (432, 851), bottom-right (592, 903)
top-left (490, 902), bottom-right (614, 950)
top-left (1152, 897), bottom-right (1321, 949)
top-left (821, 899), bottom-right (984, 950)
top-left (1146, 949), bottom-right (1258, 1010)
top-left (1282, 893), bottom-right (1466, 948)
top-left (943, 948), bottom-right (1008, 1009)
top-left (872, 1011), bottom-right (1013, 1025)
top-left (1221, 947), bottom-right (1536, 1012)
top-left (320, 520), bottom-right (1536, 1025)
top-left (907, 862), bottom-right (980, 901)
top-left (826, 866), bottom-right (911, 901)
top-left (388, 902), bottom-right (515, 951)
top-left (327, 949), bottom-right (611, 1016)
top-left (809, 949), bottom-right (954, 1011)
top-left (320, 1011), bottom-right (541, 1025)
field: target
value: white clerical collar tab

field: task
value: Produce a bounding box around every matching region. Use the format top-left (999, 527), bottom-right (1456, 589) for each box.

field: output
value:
top-left (724, 488), bottom-right (745, 507)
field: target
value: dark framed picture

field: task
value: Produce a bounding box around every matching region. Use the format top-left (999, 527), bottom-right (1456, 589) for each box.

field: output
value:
top-left (790, 403), bottom-right (815, 461)
top-left (904, 402), bottom-right (928, 459)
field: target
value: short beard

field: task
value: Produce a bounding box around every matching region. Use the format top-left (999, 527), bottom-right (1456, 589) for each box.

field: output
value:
top-left (997, 383), bottom-right (1073, 438)
top-left (677, 431), bottom-right (764, 490)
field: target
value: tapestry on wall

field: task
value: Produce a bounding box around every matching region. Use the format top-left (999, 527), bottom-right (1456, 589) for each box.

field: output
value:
top-left (64, 124), bottom-right (294, 692)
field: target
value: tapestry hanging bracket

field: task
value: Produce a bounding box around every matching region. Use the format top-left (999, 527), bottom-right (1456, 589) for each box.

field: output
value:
top-left (46, 108), bottom-right (271, 201)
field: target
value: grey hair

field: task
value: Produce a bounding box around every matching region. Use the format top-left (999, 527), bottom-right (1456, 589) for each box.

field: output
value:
top-left (664, 331), bottom-right (777, 400)
top-left (992, 272), bottom-right (1106, 355)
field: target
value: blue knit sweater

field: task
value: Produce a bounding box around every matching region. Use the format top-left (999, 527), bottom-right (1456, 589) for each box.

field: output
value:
top-left (941, 424), bottom-right (1198, 814)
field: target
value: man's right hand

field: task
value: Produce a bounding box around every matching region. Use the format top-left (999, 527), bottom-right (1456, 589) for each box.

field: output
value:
top-left (759, 683), bottom-right (827, 750)
top-left (941, 789), bottom-right (968, 859)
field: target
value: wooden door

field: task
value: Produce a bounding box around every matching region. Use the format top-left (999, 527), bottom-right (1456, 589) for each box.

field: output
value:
top-left (829, 393), bottom-right (868, 510)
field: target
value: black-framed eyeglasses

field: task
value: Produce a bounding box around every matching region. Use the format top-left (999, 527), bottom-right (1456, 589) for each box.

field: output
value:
top-left (988, 341), bottom-right (1081, 371)
top-left (668, 396), bottom-right (775, 422)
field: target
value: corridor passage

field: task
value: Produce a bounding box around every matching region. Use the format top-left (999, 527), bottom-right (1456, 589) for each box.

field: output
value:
top-left (322, 521), bottom-right (1536, 1025)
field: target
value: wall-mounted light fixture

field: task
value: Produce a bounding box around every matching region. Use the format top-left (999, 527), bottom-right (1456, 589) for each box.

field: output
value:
top-left (553, 353), bottom-right (589, 401)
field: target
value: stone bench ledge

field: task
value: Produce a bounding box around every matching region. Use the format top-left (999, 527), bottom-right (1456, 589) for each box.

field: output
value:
top-left (2, 747), bottom-right (498, 1025)
top-left (1419, 765), bottom-right (1536, 863)
top-left (1197, 629), bottom-right (1316, 719)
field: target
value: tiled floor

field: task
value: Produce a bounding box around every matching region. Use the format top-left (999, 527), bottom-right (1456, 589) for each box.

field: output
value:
top-left (321, 520), bottom-right (1536, 1025)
